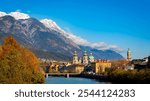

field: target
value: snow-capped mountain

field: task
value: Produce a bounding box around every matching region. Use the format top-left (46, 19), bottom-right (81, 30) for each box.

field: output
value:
top-left (0, 11), bottom-right (30, 20)
top-left (0, 12), bottom-right (7, 17)
top-left (40, 19), bottom-right (62, 31)
top-left (0, 11), bottom-right (124, 60)
top-left (40, 19), bottom-right (90, 46)
top-left (9, 11), bottom-right (30, 20)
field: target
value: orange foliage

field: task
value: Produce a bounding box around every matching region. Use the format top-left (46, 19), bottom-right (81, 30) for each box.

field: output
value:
top-left (1, 36), bottom-right (40, 71)
top-left (0, 36), bottom-right (45, 83)
top-left (21, 48), bottom-right (40, 71)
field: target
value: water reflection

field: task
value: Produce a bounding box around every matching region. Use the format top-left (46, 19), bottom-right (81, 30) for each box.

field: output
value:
top-left (46, 76), bottom-right (111, 84)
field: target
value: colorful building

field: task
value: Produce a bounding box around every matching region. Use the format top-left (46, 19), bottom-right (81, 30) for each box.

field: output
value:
top-left (73, 64), bottom-right (85, 73)
top-left (91, 60), bottom-right (111, 74)
top-left (63, 64), bottom-right (85, 73)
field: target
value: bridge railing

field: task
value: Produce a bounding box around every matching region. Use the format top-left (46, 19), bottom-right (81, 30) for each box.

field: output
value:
top-left (45, 73), bottom-right (80, 78)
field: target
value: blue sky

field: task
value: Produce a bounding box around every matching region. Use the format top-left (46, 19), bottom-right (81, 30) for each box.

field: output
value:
top-left (0, 0), bottom-right (150, 59)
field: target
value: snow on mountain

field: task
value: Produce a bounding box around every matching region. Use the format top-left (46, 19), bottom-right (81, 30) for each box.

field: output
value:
top-left (0, 11), bottom-right (30, 20)
top-left (9, 11), bottom-right (30, 20)
top-left (40, 18), bottom-right (123, 52)
top-left (40, 19), bottom-right (89, 46)
top-left (40, 19), bottom-right (61, 31)
top-left (0, 12), bottom-right (7, 17)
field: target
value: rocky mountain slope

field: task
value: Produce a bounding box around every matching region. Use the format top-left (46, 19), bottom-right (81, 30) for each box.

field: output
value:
top-left (0, 13), bottom-right (124, 60)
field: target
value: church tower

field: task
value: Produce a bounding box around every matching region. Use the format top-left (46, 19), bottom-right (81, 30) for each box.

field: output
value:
top-left (89, 53), bottom-right (94, 62)
top-left (73, 51), bottom-right (78, 64)
top-left (83, 51), bottom-right (88, 65)
top-left (127, 48), bottom-right (131, 61)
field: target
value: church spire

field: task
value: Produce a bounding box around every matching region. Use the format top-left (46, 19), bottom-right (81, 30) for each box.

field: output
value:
top-left (73, 51), bottom-right (78, 64)
top-left (127, 48), bottom-right (131, 61)
top-left (83, 51), bottom-right (88, 65)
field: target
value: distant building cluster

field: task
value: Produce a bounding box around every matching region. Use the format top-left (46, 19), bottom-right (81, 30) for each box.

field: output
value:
top-left (40, 48), bottom-right (150, 74)
top-left (71, 51), bottom-right (111, 74)
top-left (125, 48), bottom-right (150, 70)
top-left (130, 56), bottom-right (150, 70)
top-left (40, 51), bottom-right (112, 74)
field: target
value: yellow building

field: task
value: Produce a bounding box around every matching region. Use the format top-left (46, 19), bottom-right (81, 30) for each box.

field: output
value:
top-left (63, 64), bottom-right (85, 73)
top-left (49, 62), bottom-right (60, 73)
top-left (74, 64), bottom-right (85, 73)
top-left (91, 60), bottom-right (111, 74)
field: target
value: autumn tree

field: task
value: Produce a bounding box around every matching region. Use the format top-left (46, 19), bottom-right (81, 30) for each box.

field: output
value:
top-left (0, 36), bottom-right (45, 84)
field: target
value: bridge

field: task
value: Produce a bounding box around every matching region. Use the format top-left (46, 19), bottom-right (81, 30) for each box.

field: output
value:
top-left (45, 73), bottom-right (80, 78)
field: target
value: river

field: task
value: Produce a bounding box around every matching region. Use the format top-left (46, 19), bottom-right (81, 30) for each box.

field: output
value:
top-left (45, 76), bottom-right (111, 84)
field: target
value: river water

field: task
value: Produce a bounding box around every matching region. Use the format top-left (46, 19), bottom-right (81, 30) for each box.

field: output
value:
top-left (45, 76), bottom-right (111, 84)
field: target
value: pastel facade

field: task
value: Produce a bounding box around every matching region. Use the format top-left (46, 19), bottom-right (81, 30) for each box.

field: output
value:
top-left (91, 60), bottom-right (111, 74)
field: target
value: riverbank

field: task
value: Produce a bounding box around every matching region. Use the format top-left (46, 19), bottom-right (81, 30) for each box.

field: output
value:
top-left (45, 72), bottom-right (150, 84)
top-left (78, 74), bottom-right (110, 83)
top-left (107, 68), bottom-right (150, 84)
top-left (80, 73), bottom-right (150, 84)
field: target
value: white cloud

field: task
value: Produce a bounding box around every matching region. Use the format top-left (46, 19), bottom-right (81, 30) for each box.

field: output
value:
top-left (90, 42), bottom-right (124, 52)
top-left (0, 11), bottom-right (30, 20)
top-left (63, 32), bottom-right (90, 46)
top-left (69, 35), bottom-right (124, 52)
top-left (60, 27), bottom-right (124, 52)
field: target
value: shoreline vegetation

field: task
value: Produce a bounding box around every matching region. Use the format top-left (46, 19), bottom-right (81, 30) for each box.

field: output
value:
top-left (0, 36), bottom-right (45, 84)
top-left (84, 68), bottom-right (150, 84)
top-left (107, 68), bottom-right (150, 84)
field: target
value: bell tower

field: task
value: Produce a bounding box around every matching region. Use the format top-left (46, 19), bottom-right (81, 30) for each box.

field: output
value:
top-left (83, 51), bottom-right (88, 65)
top-left (73, 51), bottom-right (78, 64)
top-left (127, 48), bottom-right (131, 61)
top-left (89, 53), bottom-right (94, 62)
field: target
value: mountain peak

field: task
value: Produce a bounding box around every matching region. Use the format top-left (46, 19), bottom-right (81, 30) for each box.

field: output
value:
top-left (40, 19), bottom-right (61, 31)
top-left (9, 11), bottom-right (30, 20)
top-left (0, 11), bottom-right (30, 20)
top-left (0, 12), bottom-right (7, 17)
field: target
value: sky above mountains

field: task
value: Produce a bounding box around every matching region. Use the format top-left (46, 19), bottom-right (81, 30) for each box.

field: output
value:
top-left (0, 0), bottom-right (150, 59)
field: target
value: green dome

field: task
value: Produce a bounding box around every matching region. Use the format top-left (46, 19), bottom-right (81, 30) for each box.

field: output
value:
top-left (89, 53), bottom-right (94, 61)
